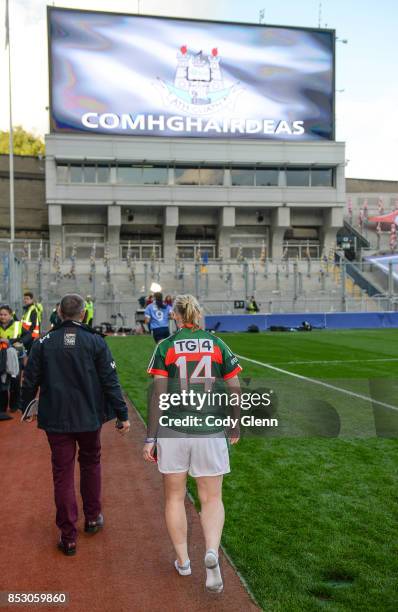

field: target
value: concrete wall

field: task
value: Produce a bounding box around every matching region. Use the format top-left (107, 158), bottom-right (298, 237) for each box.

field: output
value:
top-left (46, 134), bottom-right (345, 209)
top-left (45, 133), bottom-right (347, 259)
top-left (346, 178), bottom-right (398, 193)
top-left (46, 133), bottom-right (346, 164)
top-left (0, 154), bottom-right (47, 239)
top-left (5, 149), bottom-right (398, 260)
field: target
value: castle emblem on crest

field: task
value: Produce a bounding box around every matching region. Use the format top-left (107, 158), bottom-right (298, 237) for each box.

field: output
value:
top-left (155, 45), bottom-right (243, 115)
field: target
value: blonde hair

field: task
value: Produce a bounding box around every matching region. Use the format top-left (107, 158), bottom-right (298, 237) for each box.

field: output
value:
top-left (173, 294), bottom-right (201, 326)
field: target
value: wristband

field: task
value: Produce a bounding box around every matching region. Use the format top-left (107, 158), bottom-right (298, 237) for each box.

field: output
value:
top-left (145, 437), bottom-right (156, 443)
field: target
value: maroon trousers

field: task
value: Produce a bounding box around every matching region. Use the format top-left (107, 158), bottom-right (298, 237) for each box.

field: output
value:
top-left (46, 429), bottom-right (102, 544)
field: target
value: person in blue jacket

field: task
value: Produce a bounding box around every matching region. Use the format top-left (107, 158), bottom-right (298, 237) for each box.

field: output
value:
top-left (144, 292), bottom-right (172, 343)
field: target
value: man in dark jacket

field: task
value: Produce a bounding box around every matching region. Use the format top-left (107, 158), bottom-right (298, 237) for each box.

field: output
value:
top-left (21, 293), bottom-right (130, 556)
top-left (49, 303), bottom-right (61, 328)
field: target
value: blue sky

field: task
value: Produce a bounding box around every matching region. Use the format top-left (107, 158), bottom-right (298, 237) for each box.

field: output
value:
top-left (1, 0), bottom-right (397, 180)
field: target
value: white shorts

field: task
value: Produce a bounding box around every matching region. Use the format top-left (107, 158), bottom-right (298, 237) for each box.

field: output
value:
top-left (156, 428), bottom-right (230, 478)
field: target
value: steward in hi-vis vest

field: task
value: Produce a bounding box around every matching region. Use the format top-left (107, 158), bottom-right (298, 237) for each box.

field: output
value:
top-left (35, 302), bottom-right (44, 324)
top-left (85, 296), bottom-right (94, 327)
top-left (0, 305), bottom-right (29, 346)
top-left (245, 296), bottom-right (259, 314)
top-left (0, 304), bottom-right (28, 416)
top-left (0, 318), bottom-right (22, 340)
top-left (21, 292), bottom-right (40, 352)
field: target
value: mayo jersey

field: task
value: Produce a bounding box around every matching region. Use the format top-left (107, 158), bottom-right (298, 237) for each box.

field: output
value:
top-left (147, 326), bottom-right (242, 433)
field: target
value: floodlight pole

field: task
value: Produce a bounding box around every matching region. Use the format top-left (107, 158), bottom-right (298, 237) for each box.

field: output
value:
top-left (8, 50), bottom-right (14, 249)
top-left (6, 0), bottom-right (15, 252)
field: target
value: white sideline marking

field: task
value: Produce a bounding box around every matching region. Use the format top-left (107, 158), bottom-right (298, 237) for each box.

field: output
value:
top-left (273, 358), bottom-right (398, 366)
top-left (236, 354), bottom-right (398, 413)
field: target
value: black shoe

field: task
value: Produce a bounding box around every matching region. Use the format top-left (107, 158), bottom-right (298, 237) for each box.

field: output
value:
top-left (84, 513), bottom-right (104, 534)
top-left (57, 540), bottom-right (76, 556)
top-left (0, 412), bottom-right (12, 421)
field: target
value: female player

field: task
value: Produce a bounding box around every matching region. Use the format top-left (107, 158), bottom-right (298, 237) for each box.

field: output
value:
top-left (144, 292), bottom-right (172, 343)
top-left (143, 294), bottom-right (242, 593)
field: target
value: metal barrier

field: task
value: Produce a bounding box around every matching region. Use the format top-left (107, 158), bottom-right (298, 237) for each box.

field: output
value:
top-left (0, 239), bottom-right (50, 260)
top-left (1, 250), bottom-right (396, 324)
top-left (0, 253), bottom-right (23, 312)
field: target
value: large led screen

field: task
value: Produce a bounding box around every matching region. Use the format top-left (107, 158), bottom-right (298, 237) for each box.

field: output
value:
top-left (48, 8), bottom-right (335, 140)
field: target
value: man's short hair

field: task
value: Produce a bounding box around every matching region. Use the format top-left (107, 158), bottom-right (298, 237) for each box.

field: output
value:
top-left (23, 291), bottom-right (34, 299)
top-left (0, 304), bottom-right (12, 314)
top-left (60, 294), bottom-right (85, 319)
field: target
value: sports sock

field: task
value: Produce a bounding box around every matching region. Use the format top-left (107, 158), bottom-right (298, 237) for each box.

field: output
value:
top-left (174, 558), bottom-right (191, 576)
top-left (205, 549), bottom-right (223, 592)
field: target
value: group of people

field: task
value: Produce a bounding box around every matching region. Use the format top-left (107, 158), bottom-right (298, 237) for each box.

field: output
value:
top-left (138, 293), bottom-right (174, 308)
top-left (5, 289), bottom-right (242, 595)
top-left (0, 293), bottom-right (95, 420)
top-left (0, 291), bottom-right (42, 420)
top-left (142, 293), bottom-right (260, 336)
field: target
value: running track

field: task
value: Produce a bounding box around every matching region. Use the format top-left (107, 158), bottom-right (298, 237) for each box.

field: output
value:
top-left (0, 403), bottom-right (259, 612)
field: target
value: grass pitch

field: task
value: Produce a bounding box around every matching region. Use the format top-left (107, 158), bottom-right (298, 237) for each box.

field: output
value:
top-left (107, 330), bottom-right (398, 611)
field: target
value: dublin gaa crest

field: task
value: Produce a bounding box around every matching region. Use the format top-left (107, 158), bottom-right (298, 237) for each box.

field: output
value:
top-left (156, 45), bottom-right (243, 115)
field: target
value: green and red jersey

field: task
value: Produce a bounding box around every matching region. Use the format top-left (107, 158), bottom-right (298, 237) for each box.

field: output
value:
top-left (147, 326), bottom-right (242, 381)
top-left (147, 325), bottom-right (242, 433)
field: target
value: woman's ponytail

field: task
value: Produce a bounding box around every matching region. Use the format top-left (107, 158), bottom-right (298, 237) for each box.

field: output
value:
top-left (173, 294), bottom-right (201, 326)
top-left (154, 292), bottom-right (165, 309)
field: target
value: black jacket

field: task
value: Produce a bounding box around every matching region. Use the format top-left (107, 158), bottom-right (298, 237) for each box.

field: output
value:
top-left (21, 320), bottom-right (128, 433)
top-left (49, 309), bottom-right (61, 328)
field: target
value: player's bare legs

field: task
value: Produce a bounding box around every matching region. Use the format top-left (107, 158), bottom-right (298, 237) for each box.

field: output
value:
top-left (163, 472), bottom-right (189, 567)
top-left (196, 475), bottom-right (225, 592)
top-left (196, 475), bottom-right (224, 551)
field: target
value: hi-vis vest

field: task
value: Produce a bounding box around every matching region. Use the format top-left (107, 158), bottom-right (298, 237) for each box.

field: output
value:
top-left (85, 301), bottom-right (94, 321)
top-left (246, 300), bottom-right (257, 313)
top-left (35, 302), bottom-right (43, 323)
top-left (21, 305), bottom-right (40, 339)
top-left (0, 320), bottom-right (22, 340)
